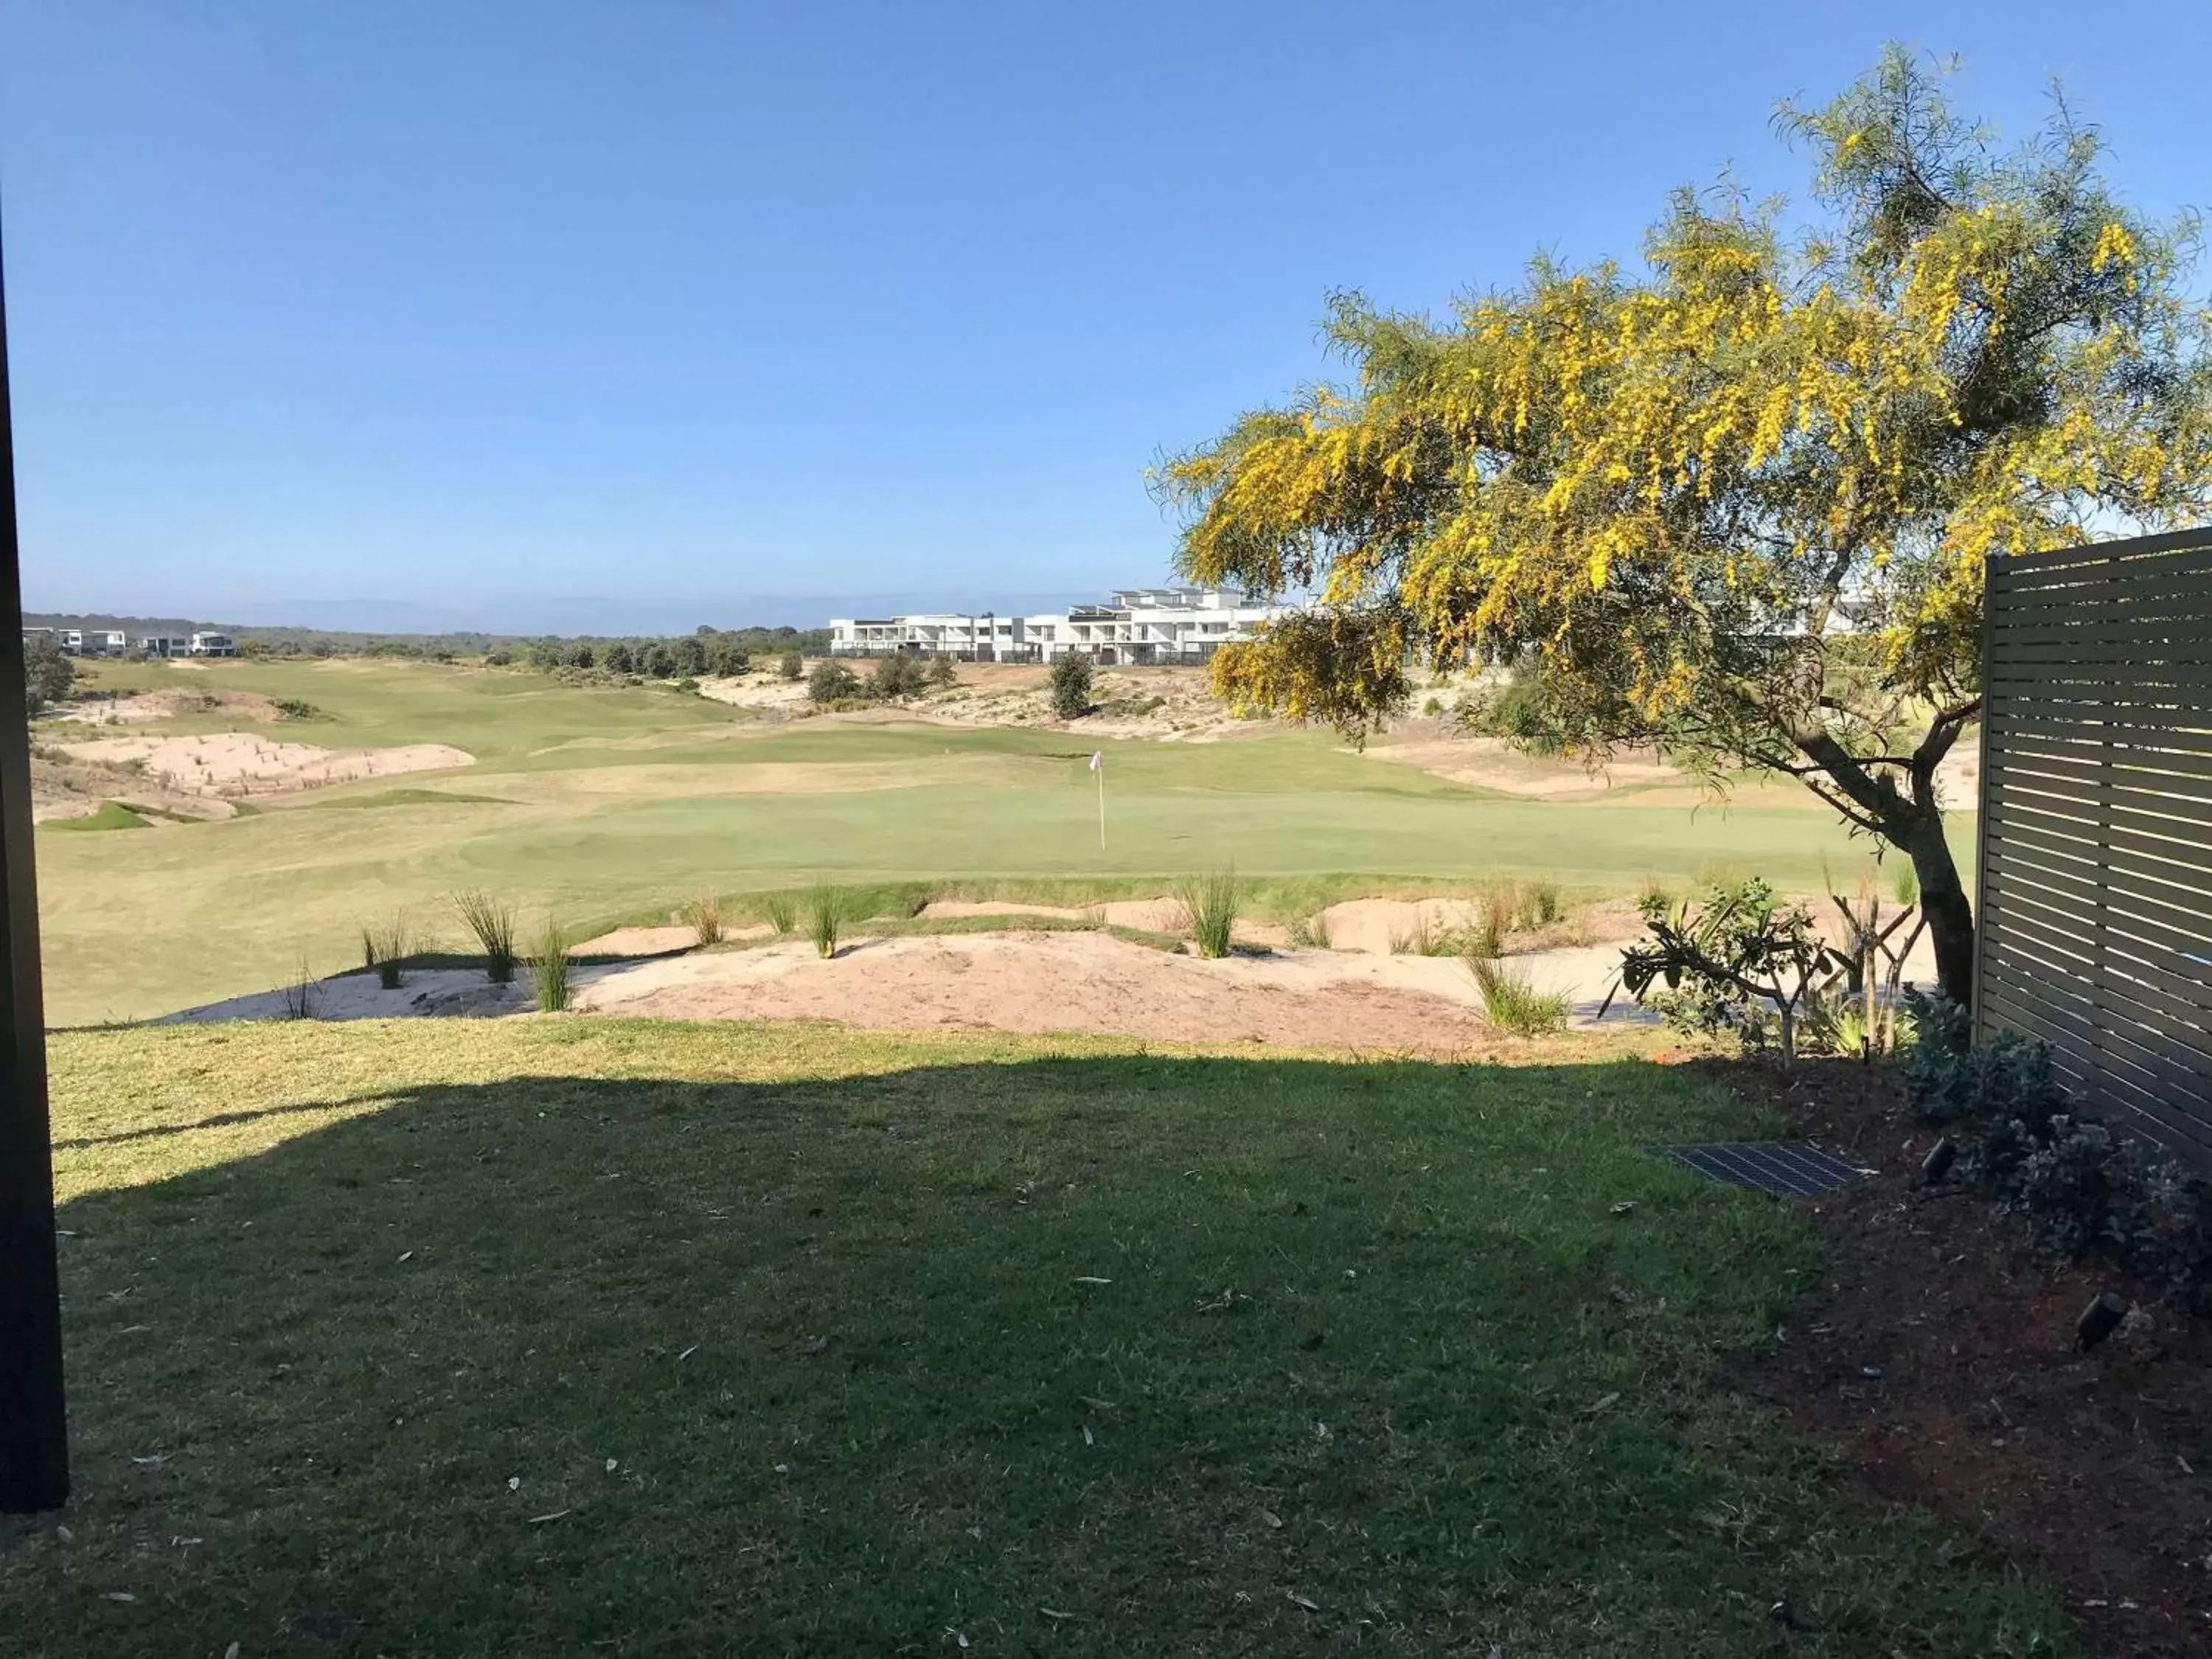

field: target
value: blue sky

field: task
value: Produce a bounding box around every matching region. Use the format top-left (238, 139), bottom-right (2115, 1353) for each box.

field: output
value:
top-left (4, 2), bottom-right (2208, 633)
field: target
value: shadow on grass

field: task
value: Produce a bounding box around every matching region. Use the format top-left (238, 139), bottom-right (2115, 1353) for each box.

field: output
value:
top-left (4, 1048), bottom-right (2073, 1657)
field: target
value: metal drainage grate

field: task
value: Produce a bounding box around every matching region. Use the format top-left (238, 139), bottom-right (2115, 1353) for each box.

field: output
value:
top-left (1660, 1142), bottom-right (1871, 1197)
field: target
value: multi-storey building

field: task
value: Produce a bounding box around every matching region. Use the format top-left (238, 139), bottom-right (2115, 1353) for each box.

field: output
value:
top-left (829, 587), bottom-right (1284, 665)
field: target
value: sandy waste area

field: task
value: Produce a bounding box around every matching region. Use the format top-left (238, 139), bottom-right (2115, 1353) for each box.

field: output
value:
top-left (52, 732), bottom-right (474, 801)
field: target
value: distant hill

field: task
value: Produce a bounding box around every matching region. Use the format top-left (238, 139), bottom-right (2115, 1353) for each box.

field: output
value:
top-left (26, 612), bottom-right (830, 656)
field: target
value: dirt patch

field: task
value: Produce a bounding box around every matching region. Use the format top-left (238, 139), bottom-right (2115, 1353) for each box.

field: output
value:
top-left (572, 931), bottom-right (1483, 1052)
top-left (570, 922), bottom-right (773, 956)
top-left (1709, 1057), bottom-right (2212, 1658)
top-left (54, 733), bottom-right (473, 802)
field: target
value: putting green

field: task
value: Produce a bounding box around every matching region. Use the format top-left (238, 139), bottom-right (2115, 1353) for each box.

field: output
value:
top-left (36, 658), bottom-right (1930, 1026)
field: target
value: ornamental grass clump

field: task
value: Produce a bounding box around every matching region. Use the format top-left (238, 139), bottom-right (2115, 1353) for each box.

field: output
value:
top-left (360, 909), bottom-right (413, 990)
top-left (807, 881), bottom-right (844, 959)
top-left (681, 889), bottom-right (726, 945)
top-left (531, 919), bottom-right (572, 1012)
top-left (762, 890), bottom-right (798, 933)
top-left (1177, 869), bottom-right (1239, 959)
top-left (451, 889), bottom-right (519, 984)
top-left (1466, 954), bottom-right (1571, 1037)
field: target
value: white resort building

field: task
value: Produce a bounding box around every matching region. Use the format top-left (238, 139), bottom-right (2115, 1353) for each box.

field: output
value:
top-left (828, 587), bottom-right (1286, 665)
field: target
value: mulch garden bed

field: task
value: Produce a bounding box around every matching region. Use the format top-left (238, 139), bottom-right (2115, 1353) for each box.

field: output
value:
top-left (1692, 1056), bottom-right (2212, 1659)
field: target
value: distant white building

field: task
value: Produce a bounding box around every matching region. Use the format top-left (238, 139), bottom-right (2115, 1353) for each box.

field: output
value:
top-left (189, 631), bottom-right (239, 658)
top-left (139, 635), bottom-right (189, 658)
top-left (830, 587), bottom-right (1287, 666)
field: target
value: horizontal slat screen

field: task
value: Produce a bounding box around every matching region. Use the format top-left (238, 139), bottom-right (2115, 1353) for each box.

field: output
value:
top-left (1977, 530), bottom-right (2212, 1165)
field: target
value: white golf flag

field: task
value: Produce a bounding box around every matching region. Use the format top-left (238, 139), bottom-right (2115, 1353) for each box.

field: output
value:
top-left (1089, 751), bottom-right (1102, 771)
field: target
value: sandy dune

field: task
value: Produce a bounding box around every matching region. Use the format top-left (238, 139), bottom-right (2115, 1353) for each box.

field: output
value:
top-left (55, 732), bottom-right (473, 799)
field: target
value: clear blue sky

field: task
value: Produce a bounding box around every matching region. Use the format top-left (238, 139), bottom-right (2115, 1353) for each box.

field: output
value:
top-left (4, 2), bottom-right (2208, 633)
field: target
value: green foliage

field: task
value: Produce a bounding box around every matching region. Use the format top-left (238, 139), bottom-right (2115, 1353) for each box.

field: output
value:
top-left (604, 642), bottom-right (636, 675)
top-left (807, 880), bottom-right (844, 959)
top-left (1613, 879), bottom-right (1840, 1063)
top-left (1467, 954), bottom-right (1571, 1036)
top-left (869, 653), bottom-right (930, 700)
top-left (273, 697), bottom-right (326, 720)
top-left (451, 889), bottom-right (519, 984)
top-left (1048, 653), bottom-right (1094, 719)
top-left (761, 890), bottom-right (798, 933)
top-left (807, 661), bottom-right (862, 705)
top-left (1517, 878), bottom-right (1564, 928)
top-left (1285, 911), bottom-right (1332, 949)
top-left (530, 919), bottom-right (572, 1012)
top-left (928, 653), bottom-right (957, 687)
top-left (1176, 868), bottom-right (1240, 958)
top-left (25, 633), bottom-right (74, 714)
top-left (779, 650), bottom-right (804, 681)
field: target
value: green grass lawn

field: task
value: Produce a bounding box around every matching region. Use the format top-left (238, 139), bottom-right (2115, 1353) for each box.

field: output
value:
top-left (35, 659), bottom-right (1920, 1024)
top-left (4, 1020), bottom-right (2070, 1656)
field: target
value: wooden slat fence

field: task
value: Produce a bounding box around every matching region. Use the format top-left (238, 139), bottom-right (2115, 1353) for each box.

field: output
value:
top-left (1975, 527), bottom-right (2212, 1166)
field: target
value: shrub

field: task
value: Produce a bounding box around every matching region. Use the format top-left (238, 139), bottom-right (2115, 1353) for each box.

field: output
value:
top-left (604, 641), bottom-right (636, 675)
top-left (779, 651), bottom-right (804, 681)
top-left (451, 888), bottom-right (519, 984)
top-left (681, 890), bottom-right (726, 945)
top-left (530, 919), bottom-right (572, 1012)
top-left (870, 653), bottom-right (929, 700)
top-left (274, 698), bottom-right (326, 720)
top-left (1472, 887), bottom-right (1517, 958)
top-left (643, 643), bottom-right (678, 679)
top-left (762, 890), bottom-right (798, 933)
top-left (807, 881), bottom-right (844, 959)
top-left (808, 661), bottom-right (862, 704)
top-left (484, 647), bottom-right (514, 667)
top-left (675, 676), bottom-right (700, 695)
top-left (1049, 653), bottom-right (1094, 719)
top-left (1610, 878), bottom-right (1841, 1065)
top-left (1287, 912), bottom-right (1332, 949)
top-left (568, 643), bottom-right (597, 669)
top-left (1467, 955), bottom-right (1570, 1037)
top-left (360, 909), bottom-right (413, 990)
top-left (25, 634), bottom-right (74, 714)
top-left (929, 654), bottom-right (957, 686)
top-left (1176, 869), bottom-right (1239, 959)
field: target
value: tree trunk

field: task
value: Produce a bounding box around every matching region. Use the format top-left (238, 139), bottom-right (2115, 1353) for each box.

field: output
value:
top-left (1896, 809), bottom-right (1975, 1009)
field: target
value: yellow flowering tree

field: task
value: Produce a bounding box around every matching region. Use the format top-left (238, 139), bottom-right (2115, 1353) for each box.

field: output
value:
top-left (1156, 50), bottom-right (2212, 1006)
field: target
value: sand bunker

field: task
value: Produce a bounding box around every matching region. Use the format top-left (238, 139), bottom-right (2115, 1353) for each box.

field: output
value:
top-left (55, 732), bottom-right (473, 801)
top-left (51, 687), bottom-right (282, 727)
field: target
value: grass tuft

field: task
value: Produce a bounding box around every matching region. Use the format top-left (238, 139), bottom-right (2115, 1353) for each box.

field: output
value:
top-left (1467, 953), bottom-right (1571, 1036)
top-left (530, 917), bottom-right (573, 1012)
top-left (807, 880), bottom-right (844, 959)
top-left (276, 954), bottom-right (318, 1020)
top-left (1175, 868), bottom-right (1239, 959)
top-left (451, 889), bottom-right (519, 984)
top-left (360, 909), bottom-right (414, 990)
top-left (1286, 911), bottom-right (1332, 950)
top-left (761, 890), bottom-right (798, 933)
top-left (681, 889), bottom-right (726, 945)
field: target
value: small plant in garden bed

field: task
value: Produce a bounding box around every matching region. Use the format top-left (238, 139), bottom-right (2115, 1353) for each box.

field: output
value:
top-left (1606, 878), bottom-right (1840, 1065)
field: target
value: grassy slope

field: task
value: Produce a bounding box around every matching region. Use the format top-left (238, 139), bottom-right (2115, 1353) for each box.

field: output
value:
top-left (36, 659), bottom-right (1906, 1024)
top-left (5, 1019), bottom-right (2072, 1657)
